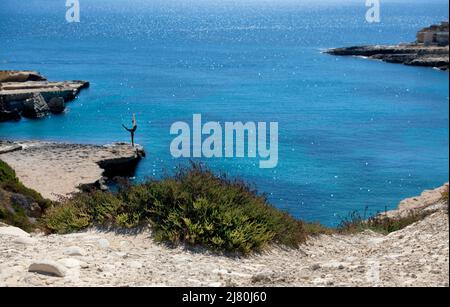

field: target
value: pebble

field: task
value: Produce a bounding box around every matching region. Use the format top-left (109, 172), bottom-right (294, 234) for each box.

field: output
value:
top-left (64, 246), bottom-right (85, 256)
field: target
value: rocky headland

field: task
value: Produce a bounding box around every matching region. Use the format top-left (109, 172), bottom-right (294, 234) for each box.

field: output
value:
top-left (0, 141), bottom-right (145, 201)
top-left (326, 22), bottom-right (449, 71)
top-left (0, 70), bottom-right (89, 122)
top-left (0, 183), bottom-right (447, 287)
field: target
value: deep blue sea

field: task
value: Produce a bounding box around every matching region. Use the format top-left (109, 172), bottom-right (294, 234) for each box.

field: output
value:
top-left (1, 0), bottom-right (448, 226)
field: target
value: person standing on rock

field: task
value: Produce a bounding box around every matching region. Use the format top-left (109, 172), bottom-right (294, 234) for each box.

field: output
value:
top-left (122, 114), bottom-right (138, 147)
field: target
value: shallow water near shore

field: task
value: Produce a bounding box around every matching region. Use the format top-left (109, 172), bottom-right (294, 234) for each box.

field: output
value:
top-left (0, 0), bottom-right (449, 226)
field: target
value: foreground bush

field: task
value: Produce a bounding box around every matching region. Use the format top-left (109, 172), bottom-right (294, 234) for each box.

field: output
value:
top-left (44, 164), bottom-right (307, 254)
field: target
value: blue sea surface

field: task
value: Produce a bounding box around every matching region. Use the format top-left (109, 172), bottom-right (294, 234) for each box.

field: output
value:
top-left (1, 0), bottom-right (448, 225)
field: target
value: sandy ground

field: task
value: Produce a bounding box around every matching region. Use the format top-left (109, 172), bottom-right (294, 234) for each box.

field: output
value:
top-left (0, 141), bottom-right (142, 201)
top-left (0, 205), bottom-right (447, 287)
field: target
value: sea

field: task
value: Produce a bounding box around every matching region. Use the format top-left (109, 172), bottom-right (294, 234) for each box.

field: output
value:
top-left (1, 0), bottom-right (448, 226)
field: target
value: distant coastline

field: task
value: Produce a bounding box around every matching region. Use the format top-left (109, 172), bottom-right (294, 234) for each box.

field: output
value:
top-left (326, 22), bottom-right (449, 71)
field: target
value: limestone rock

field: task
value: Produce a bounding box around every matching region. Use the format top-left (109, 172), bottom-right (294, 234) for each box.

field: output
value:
top-left (28, 260), bottom-right (67, 277)
top-left (326, 44), bottom-right (449, 71)
top-left (0, 141), bottom-right (144, 201)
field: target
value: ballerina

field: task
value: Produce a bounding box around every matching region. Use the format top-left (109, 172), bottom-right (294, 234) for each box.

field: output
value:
top-left (122, 114), bottom-right (138, 147)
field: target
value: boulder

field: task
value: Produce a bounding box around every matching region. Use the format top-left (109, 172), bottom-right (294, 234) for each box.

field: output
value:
top-left (28, 260), bottom-right (67, 277)
top-left (47, 97), bottom-right (66, 114)
top-left (21, 93), bottom-right (50, 119)
top-left (0, 109), bottom-right (21, 122)
top-left (3, 100), bottom-right (25, 113)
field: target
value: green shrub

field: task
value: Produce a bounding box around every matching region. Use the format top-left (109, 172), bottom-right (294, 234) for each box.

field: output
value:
top-left (44, 200), bottom-right (91, 234)
top-left (43, 164), bottom-right (307, 254)
top-left (0, 160), bottom-right (17, 182)
top-left (337, 209), bottom-right (429, 235)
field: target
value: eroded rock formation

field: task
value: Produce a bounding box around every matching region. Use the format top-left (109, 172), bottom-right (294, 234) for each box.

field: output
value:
top-left (0, 71), bottom-right (89, 121)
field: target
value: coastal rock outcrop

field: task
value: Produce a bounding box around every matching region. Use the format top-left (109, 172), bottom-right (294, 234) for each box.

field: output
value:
top-left (0, 141), bottom-right (145, 201)
top-left (326, 44), bottom-right (449, 71)
top-left (0, 70), bottom-right (89, 122)
top-left (380, 183), bottom-right (449, 219)
top-left (326, 22), bottom-right (449, 71)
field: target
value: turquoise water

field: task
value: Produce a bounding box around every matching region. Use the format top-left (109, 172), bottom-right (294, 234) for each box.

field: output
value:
top-left (1, 0), bottom-right (448, 225)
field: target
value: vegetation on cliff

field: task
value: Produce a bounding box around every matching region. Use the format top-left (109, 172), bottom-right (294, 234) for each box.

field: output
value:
top-left (43, 164), bottom-right (308, 254)
top-left (0, 160), bottom-right (51, 231)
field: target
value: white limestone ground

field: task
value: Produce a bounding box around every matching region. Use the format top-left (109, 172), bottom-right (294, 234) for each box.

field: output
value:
top-left (0, 204), bottom-right (448, 287)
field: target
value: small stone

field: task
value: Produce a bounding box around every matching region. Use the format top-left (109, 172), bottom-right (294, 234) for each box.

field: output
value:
top-left (97, 238), bottom-right (110, 249)
top-left (29, 260), bottom-right (67, 277)
top-left (430, 270), bottom-right (440, 275)
top-left (63, 246), bottom-right (85, 256)
top-left (251, 272), bottom-right (272, 283)
top-left (209, 282), bottom-right (222, 287)
top-left (310, 264), bottom-right (321, 271)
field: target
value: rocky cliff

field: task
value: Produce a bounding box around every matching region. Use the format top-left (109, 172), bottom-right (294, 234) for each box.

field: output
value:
top-left (326, 44), bottom-right (449, 71)
top-left (0, 71), bottom-right (89, 122)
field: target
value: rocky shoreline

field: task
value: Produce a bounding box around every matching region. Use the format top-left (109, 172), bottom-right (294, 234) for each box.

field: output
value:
top-left (326, 22), bottom-right (449, 71)
top-left (0, 141), bottom-right (145, 201)
top-left (326, 44), bottom-right (449, 71)
top-left (0, 183), bottom-right (447, 287)
top-left (0, 70), bottom-right (89, 122)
